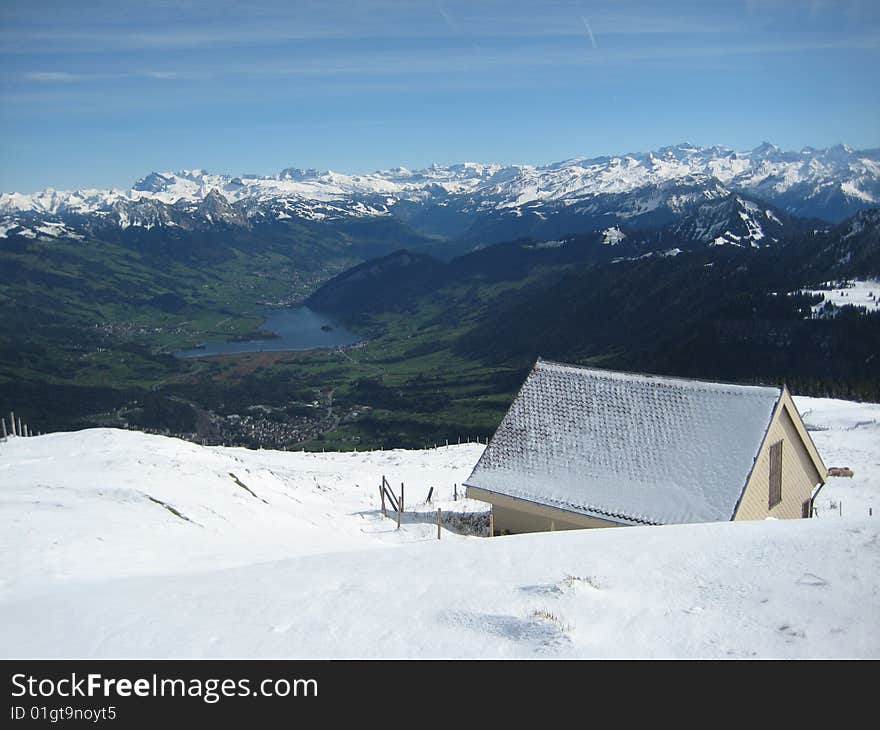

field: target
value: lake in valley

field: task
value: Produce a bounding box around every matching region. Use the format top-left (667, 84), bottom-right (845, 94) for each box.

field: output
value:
top-left (175, 306), bottom-right (362, 358)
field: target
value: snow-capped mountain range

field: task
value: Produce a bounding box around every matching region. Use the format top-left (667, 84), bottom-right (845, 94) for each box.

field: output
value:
top-left (1, 142), bottom-right (878, 244)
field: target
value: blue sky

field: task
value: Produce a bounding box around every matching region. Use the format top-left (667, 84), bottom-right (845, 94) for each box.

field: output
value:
top-left (1, 0), bottom-right (878, 192)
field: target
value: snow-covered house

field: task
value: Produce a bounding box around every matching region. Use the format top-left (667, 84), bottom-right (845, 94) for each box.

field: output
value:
top-left (465, 359), bottom-right (826, 534)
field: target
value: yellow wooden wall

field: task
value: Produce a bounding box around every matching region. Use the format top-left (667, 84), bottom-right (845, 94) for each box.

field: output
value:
top-left (466, 486), bottom-right (622, 535)
top-left (733, 390), bottom-right (825, 521)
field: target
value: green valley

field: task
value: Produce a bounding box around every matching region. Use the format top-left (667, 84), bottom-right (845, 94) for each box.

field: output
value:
top-left (2, 199), bottom-right (879, 451)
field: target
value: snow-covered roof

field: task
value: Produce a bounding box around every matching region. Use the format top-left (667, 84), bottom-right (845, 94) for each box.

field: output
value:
top-left (465, 359), bottom-right (783, 526)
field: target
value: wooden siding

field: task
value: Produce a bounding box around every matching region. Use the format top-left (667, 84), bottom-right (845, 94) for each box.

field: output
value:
top-left (466, 485), bottom-right (621, 534)
top-left (733, 390), bottom-right (824, 521)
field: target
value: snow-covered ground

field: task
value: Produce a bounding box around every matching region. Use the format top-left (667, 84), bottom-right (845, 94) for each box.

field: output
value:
top-left (601, 226), bottom-right (626, 245)
top-left (798, 396), bottom-right (880, 520)
top-left (0, 432), bottom-right (486, 595)
top-left (0, 396), bottom-right (877, 658)
top-left (801, 280), bottom-right (880, 317)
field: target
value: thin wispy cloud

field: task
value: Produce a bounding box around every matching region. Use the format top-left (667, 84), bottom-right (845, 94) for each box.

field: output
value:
top-left (11, 31), bottom-right (878, 91)
top-left (19, 70), bottom-right (182, 84)
top-left (0, 1), bottom-right (877, 191)
top-left (0, 1), bottom-right (789, 55)
top-left (23, 71), bottom-right (83, 82)
top-left (581, 17), bottom-right (597, 49)
top-left (436, 3), bottom-right (461, 35)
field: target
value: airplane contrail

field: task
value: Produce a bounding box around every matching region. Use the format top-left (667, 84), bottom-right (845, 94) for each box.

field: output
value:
top-left (581, 16), bottom-right (597, 49)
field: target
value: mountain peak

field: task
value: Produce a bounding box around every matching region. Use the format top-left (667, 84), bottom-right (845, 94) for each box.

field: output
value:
top-left (653, 142), bottom-right (703, 160)
top-left (751, 141), bottom-right (782, 158)
top-left (279, 167), bottom-right (327, 181)
top-left (197, 188), bottom-right (242, 225)
top-left (201, 188), bottom-right (228, 203)
top-left (824, 143), bottom-right (855, 159)
top-left (132, 172), bottom-right (175, 193)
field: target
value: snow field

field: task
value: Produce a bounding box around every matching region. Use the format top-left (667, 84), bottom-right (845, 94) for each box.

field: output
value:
top-left (0, 395), bottom-right (877, 658)
top-left (802, 280), bottom-right (880, 316)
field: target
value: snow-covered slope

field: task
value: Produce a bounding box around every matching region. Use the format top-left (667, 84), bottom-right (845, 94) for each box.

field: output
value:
top-left (0, 431), bottom-right (486, 594)
top-left (797, 396), bottom-right (880, 521)
top-left (800, 280), bottom-right (880, 317)
top-left (0, 396), bottom-right (877, 658)
top-left (1, 143), bottom-right (876, 241)
top-left (682, 195), bottom-right (788, 247)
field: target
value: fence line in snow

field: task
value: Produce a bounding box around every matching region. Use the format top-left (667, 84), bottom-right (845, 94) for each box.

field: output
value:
top-left (379, 475), bottom-right (491, 537)
top-left (1, 410), bottom-right (44, 443)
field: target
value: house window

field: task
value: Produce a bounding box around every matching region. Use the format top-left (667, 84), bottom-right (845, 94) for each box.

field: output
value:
top-left (768, 440), bottom-right (783, 509)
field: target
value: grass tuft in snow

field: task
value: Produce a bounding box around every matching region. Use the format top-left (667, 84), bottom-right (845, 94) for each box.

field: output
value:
top-left (531, 609), bottom-right (574, 634)
top-left (229, 472), bottom-right (269, 504)
top-left (144, 494), bottom-right (200, 526)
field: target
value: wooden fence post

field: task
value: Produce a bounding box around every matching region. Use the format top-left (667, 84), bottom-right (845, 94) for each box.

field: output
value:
top-left (1, 417), bottom-right (6, 441)
top-left (10, 411), bottom-right (15, 437)
top-left (379, 484), bottom-right (387, 517)
top-left (397, 504), bottom-right (401, 530)
top-left (437, 508), bottom-right (441, 540)
top-left (489, 510), bottom-right (494, 538)
top-left (454, 483), bottom-right (458, 501)
top-left (18, 417), bottom-right (23, 437)
top-left (400, 483), bottom-right (405, 513)
top-left (381, 477), bottom-right (399, 513)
